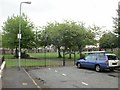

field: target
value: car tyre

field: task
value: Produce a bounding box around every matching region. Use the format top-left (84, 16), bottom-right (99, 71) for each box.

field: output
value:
top-left (77, 63), bottom-right (81, 68)
top-left (95, 65), bottom-right (101, 72)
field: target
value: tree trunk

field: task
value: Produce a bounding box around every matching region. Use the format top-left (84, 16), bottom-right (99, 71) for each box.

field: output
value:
top-left (57, 46), bottom-right (62, 58)
top-left (78, 48), bottom-right (82, 59)
top-left (15, 47), bottom-right (18, 57)
top-left (77, 45), bottom-right (82, 59)
top-left (2, 48), bottom-right (5, 54)
top-left (69, 53), bottom-right (72, 59)
top-left (11, 49), bottom-right (14, 54)
top-left (111, 48), bottom-right (113, 52)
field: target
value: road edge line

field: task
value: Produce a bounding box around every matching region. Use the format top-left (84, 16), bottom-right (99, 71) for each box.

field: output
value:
top-left (23, 68), bottom-right (41, 89)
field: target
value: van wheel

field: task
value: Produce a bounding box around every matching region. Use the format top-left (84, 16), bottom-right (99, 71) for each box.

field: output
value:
top-left (77, 63), bottom-right (81, 68)
top-left (95, 65), bottom-right (101, 72)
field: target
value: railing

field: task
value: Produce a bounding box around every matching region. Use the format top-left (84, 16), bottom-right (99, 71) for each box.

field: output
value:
top-left (0, 56), bottom-right (6, 90)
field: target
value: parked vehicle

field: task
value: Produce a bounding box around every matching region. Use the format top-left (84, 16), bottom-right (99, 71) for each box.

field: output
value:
top-left (76, 51), bottom-right (120, 72)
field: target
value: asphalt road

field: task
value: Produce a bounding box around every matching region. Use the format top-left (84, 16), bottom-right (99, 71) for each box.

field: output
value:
top-left (29, 66), bottom-right (119, 88)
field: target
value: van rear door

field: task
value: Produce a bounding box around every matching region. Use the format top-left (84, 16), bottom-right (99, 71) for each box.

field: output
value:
top-left (107, 55), bottom-right (119, 67)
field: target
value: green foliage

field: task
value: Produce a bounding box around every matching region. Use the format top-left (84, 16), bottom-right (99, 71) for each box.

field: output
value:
top-left (39, 20), bottom-right (95, 51)
top-left (113, 4), bottom-right (120, 48)
top-left (3, 54), bottom-right (14, 59)
top-left (2, 14), bottom-right (35, 49)
top-left (99, 32), bottom-right (117, 49)
top-left (2, 14), bottom-right (96, 59)
top-left (37, 20), bottom-right (95, 58)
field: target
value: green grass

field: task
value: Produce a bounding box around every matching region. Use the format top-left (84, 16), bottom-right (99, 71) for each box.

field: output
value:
top-left (5, 59), bottom-right (62, 68)
top-left (29, 52), bottom-right (80, 60)
top-left (5, 50), bottom-right (120, 68)
top-left (2, 50), bottom-right (120, 68)
top-left (4, 52), bottom-right (80, 68)
top-left (0, 54), bottom-right (3, 57)
top-left (29, 52), bottom-right (60, 59)
top-left (3, 52), bottom-right (80, 60)
top-left (29, 52), bottom-right (57, 57)
top-left (3, 54), bottom-right (14, 59)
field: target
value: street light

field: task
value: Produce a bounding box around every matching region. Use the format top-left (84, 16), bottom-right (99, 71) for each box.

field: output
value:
top-left (18, 1), bottom-right (31, 70)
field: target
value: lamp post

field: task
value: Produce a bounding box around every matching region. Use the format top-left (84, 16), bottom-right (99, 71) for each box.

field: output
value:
top-left (44, 31), bottom-right (47, 67)
top-left (18, 1), bottom-right (31, 70)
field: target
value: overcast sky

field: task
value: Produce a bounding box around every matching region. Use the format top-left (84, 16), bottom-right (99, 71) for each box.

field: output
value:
top-left (0, 0), bottom-right (119, 31)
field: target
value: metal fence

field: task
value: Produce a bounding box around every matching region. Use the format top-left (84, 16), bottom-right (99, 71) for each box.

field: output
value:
top-left (4, 50), bottom-right (76, 69)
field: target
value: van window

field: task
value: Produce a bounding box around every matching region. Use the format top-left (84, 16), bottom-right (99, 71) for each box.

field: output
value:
top-left (86, 54), bottom-right (99, 61)
top-left (107, 55), bottom-right (118, 60)
top-left (97, 53), bottom-right (106, 60)
top-left (91, 54), bottom-right (97, 60)
top-left (85, 54), bottom-right (92, 60)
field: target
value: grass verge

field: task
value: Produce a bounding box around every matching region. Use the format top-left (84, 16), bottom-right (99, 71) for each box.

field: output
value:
top-left (5, 59), bottom-right (62, 68)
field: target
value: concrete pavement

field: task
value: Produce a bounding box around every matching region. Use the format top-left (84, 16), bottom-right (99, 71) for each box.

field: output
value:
top-left (2, 68), bottom-right (40, 89)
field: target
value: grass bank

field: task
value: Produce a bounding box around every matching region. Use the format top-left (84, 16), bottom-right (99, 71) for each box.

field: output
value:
top-left (5, 59), bottom-right (62, 68)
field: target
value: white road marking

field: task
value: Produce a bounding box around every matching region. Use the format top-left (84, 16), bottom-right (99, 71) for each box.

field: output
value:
top-left (62, 73), bottom-right (67, 76)
top-left (82, 82), bottom-right (88, 86)
top-left (0, 61), bottom-right (6, 78)
top-left (48, 68), bottom-right (51, 70)
top-left (22, 83), bottom-right (28, 86)
top-left (23, 68), bottom-right (41, 88)
top-left (55, 70), bottom-right (58, 72)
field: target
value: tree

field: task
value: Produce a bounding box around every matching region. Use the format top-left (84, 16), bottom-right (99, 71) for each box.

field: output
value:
top-left (40, 20), bottom-right (95, 58)
top-left (73, 23), bottom-right (95, 57)
top-left (113, 2), bottom-right (120, 48)
top-left (99, 32), bottom-right (117, 50)
top-left (40, 22), bottom-right (63, 58)
top-left (0, 31), bottom-right (2, 48)
top-left (88, 24), bottom-right (107, 41)
top-left (2, 14), bottom-right (35, 57)
top-left (32, 26), bottom-right (43, 52)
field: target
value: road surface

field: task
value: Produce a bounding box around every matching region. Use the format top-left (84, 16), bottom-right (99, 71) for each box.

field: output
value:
top-left (29, 66), bottom-right (120, 88)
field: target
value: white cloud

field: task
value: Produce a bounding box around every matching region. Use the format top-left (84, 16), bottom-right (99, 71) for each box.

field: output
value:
top-left (0, 0), bottom-right (119, 31)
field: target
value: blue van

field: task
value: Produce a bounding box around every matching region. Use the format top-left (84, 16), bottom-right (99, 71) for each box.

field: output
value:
top-left (76, 51), bottom-right (120, 72)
